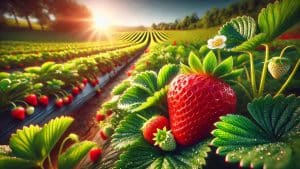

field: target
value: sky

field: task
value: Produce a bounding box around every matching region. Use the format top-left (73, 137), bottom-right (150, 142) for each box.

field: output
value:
top-left (78, 0), bottom-right (241, 27)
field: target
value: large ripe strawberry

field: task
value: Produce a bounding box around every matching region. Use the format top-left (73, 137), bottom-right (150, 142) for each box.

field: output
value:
top-left (268, 57), bottom-right (291, 79)
top-left (25, 94), bottom-right (38, 106)
top-left (141, 115), bottom-right (170, 144)
top-left (167, 51), bottom-right (241, 146)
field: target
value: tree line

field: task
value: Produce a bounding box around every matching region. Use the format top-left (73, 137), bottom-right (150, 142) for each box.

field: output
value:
top-left (152, 0), bottom-right (276, 30)
top-left (0, 0), bottom-right (92, 32)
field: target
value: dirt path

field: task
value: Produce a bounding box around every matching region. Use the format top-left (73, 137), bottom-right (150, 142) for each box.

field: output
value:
top-left (48, 51), bottom-right (144, 169)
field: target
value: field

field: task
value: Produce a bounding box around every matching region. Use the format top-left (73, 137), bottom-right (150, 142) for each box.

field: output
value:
top-left (0, 0), bottom-right (300, 169)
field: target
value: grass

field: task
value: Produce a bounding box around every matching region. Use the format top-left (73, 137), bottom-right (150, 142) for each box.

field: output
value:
top-left (163, 27), bottom-right (219, 42)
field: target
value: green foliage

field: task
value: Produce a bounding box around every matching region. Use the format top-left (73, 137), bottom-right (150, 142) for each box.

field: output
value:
top-left (211, 95), bottom-right (300, 169)
top-left (118, 64), bottom-right (179, 112)
top-left (112, 109), bottom-right (158, 150)
top-left (219, 16), bottom-right (257, 50)
top-left (58, 141), bottom-right (96, 169)
top-left (112, 80), bottom-right (130, 95)
top-left (0, 116), bottom-right (94, 169)
top-left (258, 0), bottom-right (300, 41)
top-left (116, 139), bottom-right (211, 169)
top-left (182, 50), bottom-right (243, 81)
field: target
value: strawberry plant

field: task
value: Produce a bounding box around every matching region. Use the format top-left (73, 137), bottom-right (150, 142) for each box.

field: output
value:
top-left (89, 1), bottom-right (300, 168)
top-left (0, 116), bottom-right (96, 169)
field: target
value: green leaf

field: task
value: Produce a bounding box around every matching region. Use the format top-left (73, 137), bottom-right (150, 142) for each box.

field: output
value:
top-left (133, 86), bottom-right (168, 112)
top-left (112, 109), bottom-right (157, 150)
top-left (219, 16), bottom-right (257, 50)
top-left (258, 0), bottom-right (300, 41)
top-left (157, 64), bottom-right (179, 89)
top-left (118, 86), bottom-right (149, 111)
top-left (34, 116), bottom-right (73, 159)
top-left (211, 95), bottom-right (300, 169)
top-left (116, 139), bottom-right (211, 169)
top-left (231, 33), bottom-right (267, 52)
top-left (203, 51), bottom-right (217, 73)
top-left (0, 157), bottom-right (37, 169)
top-left (58, 141), bottom-right (96, 169)
top-left (180, 63), bottom-right (193, 74)
top-left (112, 80), bottom-right (130, 95)
top-left (225, 143), bottom-right (292, 169)
top-left (213, 56), bottom-right (233, 76)
top-left (9, 125), bottom-right (41, 161)
top-left (188, 52), bottom-right (203, 73)
top-left (132, 71), bottom-right (158, 94)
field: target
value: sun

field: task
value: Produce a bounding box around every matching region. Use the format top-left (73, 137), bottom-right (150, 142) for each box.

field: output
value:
top-left (93, 13), bottom-right (110, 30)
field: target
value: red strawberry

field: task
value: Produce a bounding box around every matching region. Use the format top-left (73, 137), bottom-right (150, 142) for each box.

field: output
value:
top-left (106, 110), bottom-right (113, 117)
top-left (38, 95), bottom-right (49, 106)
top-left (89, 147), bottom-right (102, 163)
top-left (168, 74), bottom-right (236, 146)
top-left (82, 78), bottom-right (88, 85)
top-left (90, 79), bottom-right (99, 87)
top-left (4, 65), bottom-right (11, 70)
top-left (100, 126), bottom-right (114, 140)
top-left (78, 83), bottom-right (86, 90)
top-left (72, 86), bottom-right (80, 95)
top-left (63, 96), bottom-right (71, 104)
top-left (11, 106), bottom-right (26, 120)
top-left (55, 98), bottom-right (64, 108)
top-left (96, 113), bottom-right (105, 122)
top-left (67, 94), bottom-right (73, 103)
top-left (25, 94), bottom-right (38, 106)
top-left (142, 116), bottom-right (170, 144)
top-left (167, 51), bottom-right (238, 146)
top-left (100, 131), bottom-right (108, 140)
top-left (126, 71), bottom-right (131, 77)
top-left (172, 40), bottom-right (177, 46)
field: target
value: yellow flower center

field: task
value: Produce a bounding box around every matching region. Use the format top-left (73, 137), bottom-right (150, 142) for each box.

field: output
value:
top-left (212, 38), bottom-right (223, 47)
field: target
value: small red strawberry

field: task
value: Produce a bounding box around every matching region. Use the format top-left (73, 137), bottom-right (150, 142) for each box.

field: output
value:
top-left (172, 40), bottom-right (177, 46)
top-left (100, 126), bottom-right (114, 140)
top-left (96, 113), bottom-right (105, 122)
top-left (55, 98), bottom-right (64, 108)
top-left (89, 147), bottom-right (102, 163)
top-left (106, 109), bottom-right (113, 117)
top-left (167, 51), bottom-right (239, 146)
top-left (4, 65), bottom-right (11, 70)
top-left (268, 57), bottom-right (291, 79)
top-left (82, 78), bottom-right (88, 85)
top-left (77, 83), bottom-right (85, 91)
top-left (11, 106), bottom-right (26, 120)
top-left (72, 86), bottom-right (80, 95)
top-left (67, 94), bottom-right (73, 103)
top-left (142, 115), bottom-right (170, 144)
top-left (63, 96), bottom-right (71, 104)
top-left (38, 95), bottom-right (49, 106)
top-left (25, 94), bottom-right (38, 106)
top-left (90, 79), bottom-right (99, 87)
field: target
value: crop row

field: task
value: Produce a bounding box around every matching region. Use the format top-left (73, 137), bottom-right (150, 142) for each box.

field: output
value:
top-left (0, 41), bottom-right (137, 70)
top-left (0, 39), bottom-right (148, 121)
top-left (0, 40), bottom-right (125, 55)
top-left (120, 31), bottom-right (169, 44)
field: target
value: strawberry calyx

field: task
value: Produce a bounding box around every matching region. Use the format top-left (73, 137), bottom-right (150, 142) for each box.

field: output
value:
top-left (181, 51), bottom-right (243, 82)
top-left (153, 127), bottom-right (176, 151)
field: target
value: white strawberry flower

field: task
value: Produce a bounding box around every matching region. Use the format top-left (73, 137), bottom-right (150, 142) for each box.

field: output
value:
top-left (207, 35), bottom-right (227, 49)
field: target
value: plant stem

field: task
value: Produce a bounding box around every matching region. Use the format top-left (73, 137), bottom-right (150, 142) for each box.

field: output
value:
top-left (58, 137), bottom-right (70, 156)
top-left (243, 65), bottom-right (250, 82)
top-left (217, 49), bottom-right (221, 63)
top-left (258, 44), bottom-right (270, 97)
top-left (247, 51), bottom-right (257, 97)
top-left (279, 45), bottom-right (295, 58)
top-left (47, 155), bottom-right (53, 169)
top-left (275, 59), bottom-right (300, 96)
top-left (136, 113), bottom-right (148, 122)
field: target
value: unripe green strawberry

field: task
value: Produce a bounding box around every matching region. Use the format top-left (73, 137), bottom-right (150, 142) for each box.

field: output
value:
top-left (26, 106), bottom-right (35, 115)
top-left (153, 127), bottom-right (176, 151)
top-left (268, 57), bottom-right (291, 79)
